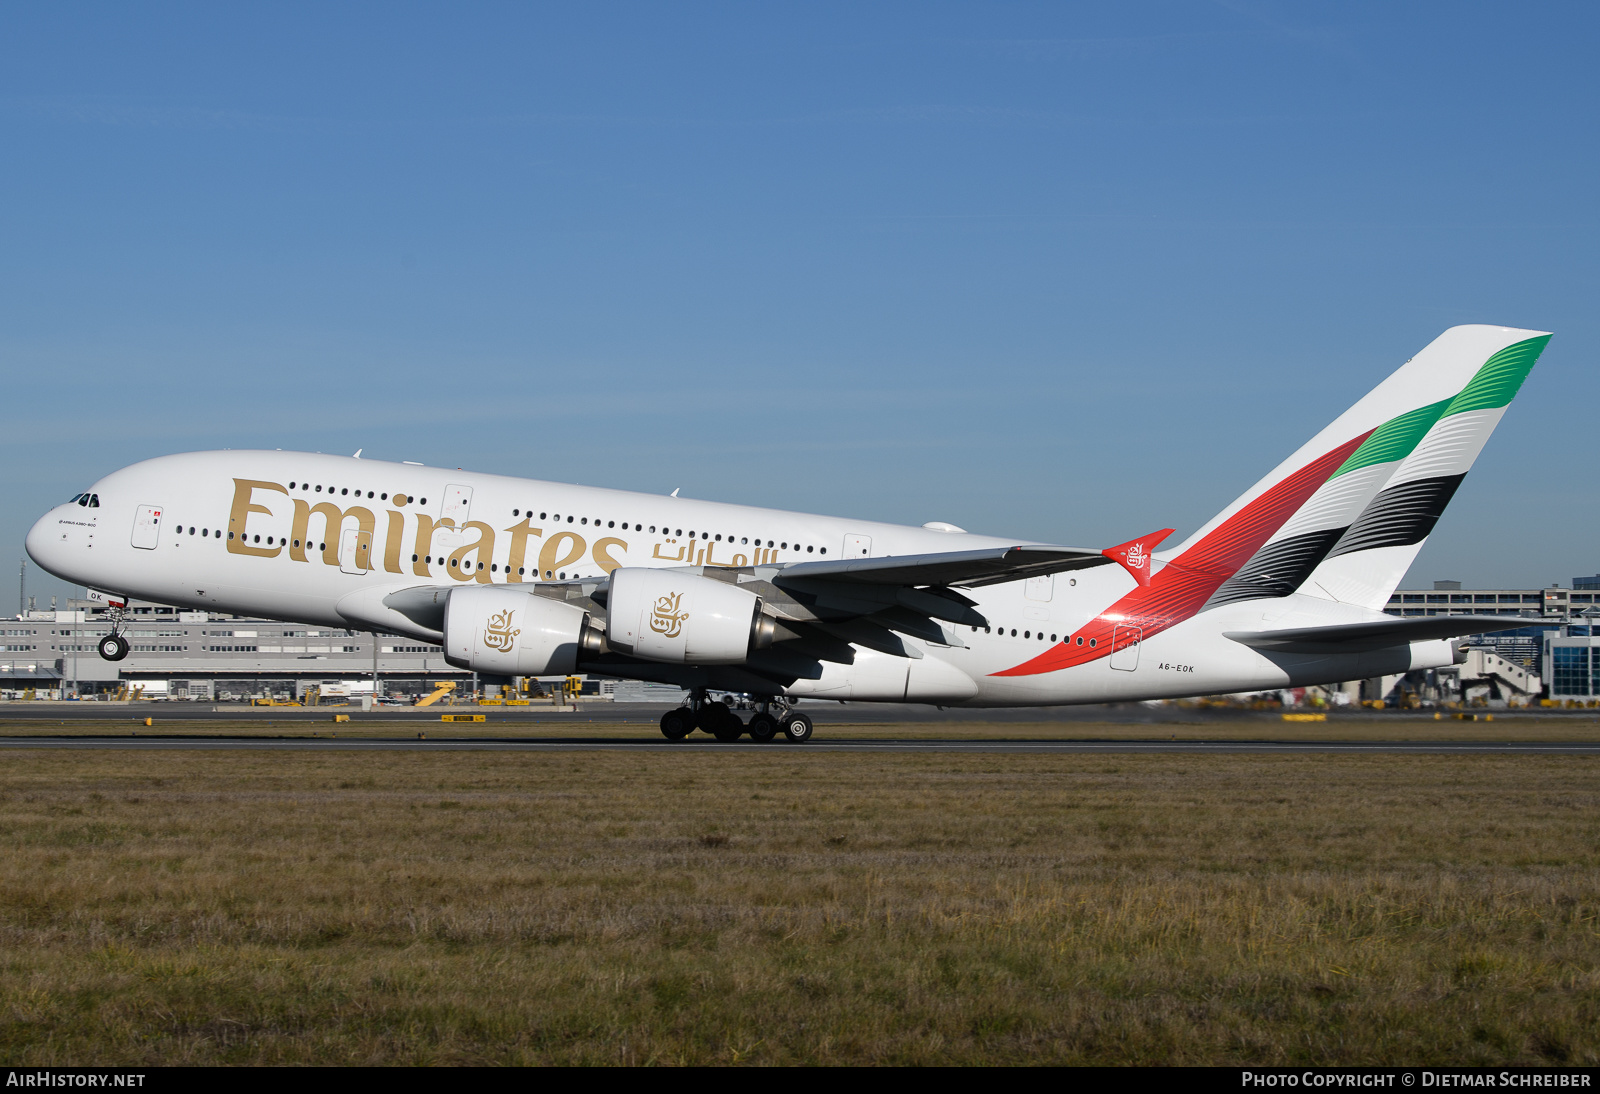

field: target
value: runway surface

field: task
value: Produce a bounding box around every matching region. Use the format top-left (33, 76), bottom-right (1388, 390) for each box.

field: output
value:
top-left (2, 735), bottom-right (1598, 754)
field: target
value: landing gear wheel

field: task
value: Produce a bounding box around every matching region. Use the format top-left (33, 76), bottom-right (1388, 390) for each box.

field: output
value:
top-left (660, 708), bottom-right (693, 740)
top-left (698, 702), bottom-right (733, 736)
top-left (694, 701), bottom-right (743, 741)
top-left (781, 711), bottom-right (813, 743)
top-left (98, 634), bottom-right (129, 662)
top-left (747, 713), bottom-right (778, 742)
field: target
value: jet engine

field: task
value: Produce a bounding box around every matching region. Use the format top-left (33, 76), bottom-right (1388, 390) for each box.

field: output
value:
top-left (605, 568), bottom-right (775, 664)
top-left (442, 586), bottom-right (602, 676)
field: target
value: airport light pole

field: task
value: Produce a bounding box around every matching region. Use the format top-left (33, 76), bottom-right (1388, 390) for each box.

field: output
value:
top-left (68, 593), bottom-right (77, 700)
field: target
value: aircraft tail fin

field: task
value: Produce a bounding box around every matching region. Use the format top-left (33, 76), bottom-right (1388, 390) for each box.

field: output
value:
top-left (992, 325), bottom-right (1548, 681)
top-left (1165, 325), bottom-right (1550, 612)
top-left (1292, 328), bottom-right (1550, 609)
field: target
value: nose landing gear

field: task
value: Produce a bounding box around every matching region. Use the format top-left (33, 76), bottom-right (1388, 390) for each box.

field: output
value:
top-left (97, 602), bottom-right (130, 662)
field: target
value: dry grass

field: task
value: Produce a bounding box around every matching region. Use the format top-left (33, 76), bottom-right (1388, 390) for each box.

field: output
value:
top-left (0, 748), bottom-right (1597, 1065)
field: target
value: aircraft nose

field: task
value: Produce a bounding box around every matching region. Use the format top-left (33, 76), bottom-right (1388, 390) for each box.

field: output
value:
top-left (25, 505), bottom-right (70, 576)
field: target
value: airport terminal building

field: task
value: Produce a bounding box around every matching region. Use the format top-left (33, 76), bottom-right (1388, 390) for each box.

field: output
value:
top-left (0, 597), bottom-right (460, 701)
top-left (1381, 582), bottom-right (1600, 701)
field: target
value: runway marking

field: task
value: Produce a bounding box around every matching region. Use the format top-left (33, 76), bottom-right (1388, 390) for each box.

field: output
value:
top-left (1, 737), bottom-right (1598, 755)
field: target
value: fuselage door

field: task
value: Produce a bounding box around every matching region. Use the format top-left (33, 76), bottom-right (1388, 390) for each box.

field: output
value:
top-left (340, 528), bottom-right (372, 575)
top-left (1109, 624), bottom-right (1142, 671)
top-left (442, 484), bottom-right (473, 524)
top-left (131, 505), bottom-right (164, 550)
top-left (843, 533), bottom-right (872, 559)
top-left (1024, 574), bottom-right (1054, 602)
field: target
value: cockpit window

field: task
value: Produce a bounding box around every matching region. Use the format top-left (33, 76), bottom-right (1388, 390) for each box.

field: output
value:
top-left (88, 494), bottom-right (99, 507)
top-left (76, 495), bottom-right (88, 506)
top-left (69, 494), bottom-right (83, 504)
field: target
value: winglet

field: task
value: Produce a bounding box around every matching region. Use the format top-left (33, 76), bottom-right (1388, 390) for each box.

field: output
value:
top-left (1102, 529), bottom-right (1175, 587)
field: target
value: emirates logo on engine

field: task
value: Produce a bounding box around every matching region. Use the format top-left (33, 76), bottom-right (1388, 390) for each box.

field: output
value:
top-left (650, 592), bottom-right (688, 638)
top-left (483, 609), bottom-right (520, 652)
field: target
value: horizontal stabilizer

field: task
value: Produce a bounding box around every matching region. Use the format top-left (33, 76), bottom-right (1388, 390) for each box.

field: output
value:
top-left (778, 544), bottom-right (1111, 589)
top-left (1225, 615), bottom-right (1534, 654)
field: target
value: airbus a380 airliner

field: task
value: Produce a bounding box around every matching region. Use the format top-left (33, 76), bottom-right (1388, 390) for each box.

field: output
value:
top-left (27, 325), bottom-right (1548, 742)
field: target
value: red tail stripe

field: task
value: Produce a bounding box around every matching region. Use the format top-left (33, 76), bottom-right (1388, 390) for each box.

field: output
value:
top-left (992, 432), bottom-right (1372, 677)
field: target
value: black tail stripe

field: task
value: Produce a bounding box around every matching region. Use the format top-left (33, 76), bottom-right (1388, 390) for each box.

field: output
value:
top-left (1326, 474), bottom-right (1466, 558)
top-left (1202, 528), bottom-right (1347, 610)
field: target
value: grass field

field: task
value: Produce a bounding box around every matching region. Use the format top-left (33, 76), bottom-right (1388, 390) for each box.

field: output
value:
top-left (1, 743), bottom-right (1598, 1065)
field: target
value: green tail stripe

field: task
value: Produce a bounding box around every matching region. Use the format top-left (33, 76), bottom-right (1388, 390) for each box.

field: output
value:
top-left (1441, 334), bottom-right (1551, 417)
top-left (1330, 397), bottom-right (1452, 479)
top-left (1328, 334), bottom-right (1550, 481)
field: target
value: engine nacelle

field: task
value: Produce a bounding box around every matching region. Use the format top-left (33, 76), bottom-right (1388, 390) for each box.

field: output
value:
top-left (442, 586), bottom-right (599, 676)
top-left (606, 568), bottom-right (773, 664)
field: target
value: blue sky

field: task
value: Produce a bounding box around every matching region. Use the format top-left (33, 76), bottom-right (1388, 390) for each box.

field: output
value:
top-left (4, 2), bottom-right (1596, 608)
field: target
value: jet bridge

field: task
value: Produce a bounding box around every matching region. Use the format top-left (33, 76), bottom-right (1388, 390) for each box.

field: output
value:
top-left (1456, 648), bottom-right (1542, 702)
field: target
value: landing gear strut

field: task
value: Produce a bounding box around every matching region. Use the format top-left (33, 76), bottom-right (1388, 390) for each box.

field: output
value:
top-left (656, 695), bottom-right (813, 744)
top-left (747, 706), bottom-right (779, 742)
top-left (755, 697), bottom-right (811, 743)
top-left (657, 692), bottom-right (814, 744)
top-left (661, 687), bottom-right (719, 741)
top-left (98, 602), bottom-right (129, 662)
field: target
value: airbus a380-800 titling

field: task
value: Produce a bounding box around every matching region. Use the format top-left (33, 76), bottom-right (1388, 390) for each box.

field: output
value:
top-left (26, 325), bottom-right (1549, 742)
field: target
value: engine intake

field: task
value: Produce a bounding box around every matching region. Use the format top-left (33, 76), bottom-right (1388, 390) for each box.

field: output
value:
top-left (442, 586), bottom-right (601, 676)
top-left (606, 568), bottom-right (773, 664)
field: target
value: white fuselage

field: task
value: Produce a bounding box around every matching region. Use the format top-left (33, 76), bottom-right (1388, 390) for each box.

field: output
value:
top-left (26, 451), bottom-right (1449, 706)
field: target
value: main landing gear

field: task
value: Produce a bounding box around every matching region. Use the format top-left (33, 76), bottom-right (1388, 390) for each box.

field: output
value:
top-left (658, 692), bottom-right (813, 744)
top-left (97, 602), bottom-right (129, 662)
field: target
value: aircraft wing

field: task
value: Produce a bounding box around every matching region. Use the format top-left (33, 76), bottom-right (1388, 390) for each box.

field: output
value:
top-left (373, 543), bottom-right (1127, 688)
top-left (1224, 615), bottom-right (1536, 654)
top-left (736, 545), bottom-right (1110, 668)
top-left (775, 544), bottom-right (1113, 589)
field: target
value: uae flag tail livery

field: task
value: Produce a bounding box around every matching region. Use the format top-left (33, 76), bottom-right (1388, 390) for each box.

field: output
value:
top-left (26, 324), bottom-right (1550, 718)
top-left (994, 325), bottom-right (1548, 682)
top-left (1102, 530), bottom-right (1175, 587)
